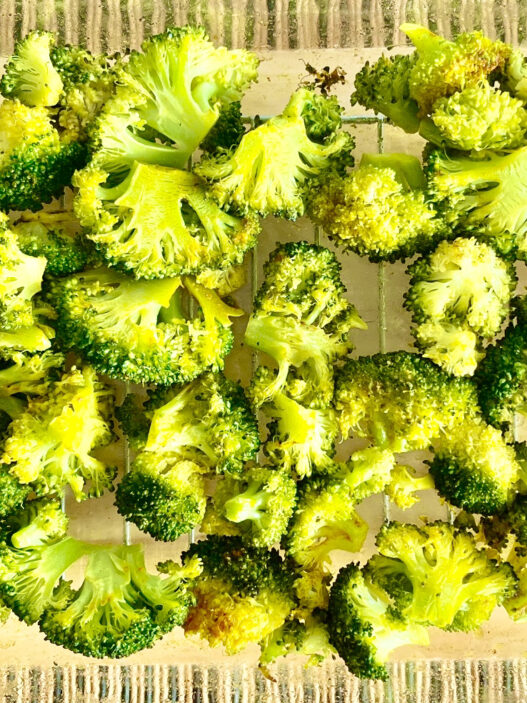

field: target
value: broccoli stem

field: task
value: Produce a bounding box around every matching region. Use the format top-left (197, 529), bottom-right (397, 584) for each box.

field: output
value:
top-left (223, 481), bottom-right (269, 523)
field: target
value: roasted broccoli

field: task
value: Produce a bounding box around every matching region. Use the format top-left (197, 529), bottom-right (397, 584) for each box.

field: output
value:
top-left (405, 237), bottom-right (516, 376)
top-left (13, 210), bottom-right (91, 277)
top-left (204, 466), bottom-right (297, 547)
top-left (261, 379), bottom-right (339, 478)
top-left (39, 544), bottom-right (200, 657)
top-left (327, 562), bottom-right (429, 680)
top-left (384, 464), bottom-right (435, 510)
top-left (429, 417), bottom-right (520, 514)
top-left (182, 536), bottom-right (296, 655)
top-left (93, 26), bottom-right (258, 178)
top-left (335, 351), bottom-right (479, 451)
top-left (200, 101), bottom-right (246, 154)
top-left (259, 612), bottom-right (336, 668)
top-left (369, 521), bottom-right (517, 631)
top-left (343, 446), bottom-right (396, 503)
top-left (307, 155), bottom-right (440, 262)
top-left (246, 242), bottom-right (365, 408)
top-left (48, 268), bottom-right (242, 385)
top-left (74, 161), bottom-right (259, 279)
top-left (401, 23), bottom-right (510, 117)
top-left (1, 365), bottom-right (116, 500)
top-left (115, 454), bottom-right (207, 541)
top-left (426, 145), bottom-right (527, 260)
top-left (195, 88), bottom-right (354, 219)
top-left (138, 373), bottom-right (259, 475)
top-left (284, 476), bottom-right (368, 571)
top-left (475, 296), bottom-right (527, 432)
top-left (0, 99), bottom-right (87, 212)
top-left (0, 31), bottom-right (63, 107)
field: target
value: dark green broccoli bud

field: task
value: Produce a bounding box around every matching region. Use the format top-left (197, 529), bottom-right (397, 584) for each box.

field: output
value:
top-left (39, 546), bottom-right (160, 657)
top-left (429, 82), bottom-right (527, 151)
top-left (482, 493), bottom-right (527, 554)
top-left (13, 211), bottom-right (90, 277)
top-left (475, 300), bottom-right (527, 432)
top-left (307, 156), bottom-right (441, 262)
top-left (371, 521), bottom-right (517, 631)
top-left (327, 562), bottom-right (429, 680)
top-left (335, 351), bottom-right (479, 452)
top-left (401, 23), bottom-right (511, 117)
top-left (206, 466), bottom-right (296, 548)
top-left (182, 536), bottom-right (296, 655)
top-left (48, 268), bottom-right (242, 386)
top-left (1, 365), bottom-right (116, 500)
top-left (0, 534), bottom-right (92, 624)
top-left (115, 394), bottom-right (150, 451)
top-left (195, 88), bottom-right (354, 219)
top-left (350, 54), bottom-right (420, 133)
top-left (429, 417), bottom-right (520, 515)
top-left (0, 468), bottom-right (30, 520)
top-left (0, 31), bottom-right (63, 106)
top-left (261, 380), bottom-right (339, 478)
top-left (73, 161), bottom-right (259, 280)
top-left (426, 146), bottom-right (527, 260)
top-left (93, 26), bottom-right (258, 178)
top-left (405, 237), bottom-right (516, 377)
top-left (284, 476), bottom-right (368, 571)
top-left (0, 99), bottom-right (88, 212)
top-left (144, 373), bottom-right (259, 476)
top-left (200, 101), bottom-right (246, 155)
top-left (115, 453), bottom-right (207, 541)
top-left (246, 242), bottom-right (365, 409)
top-left (259, 612), bottom-right (336, 668)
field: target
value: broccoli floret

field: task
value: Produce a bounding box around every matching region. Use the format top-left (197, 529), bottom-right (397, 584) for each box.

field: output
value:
top-left (426, 145), bottom-right (527, 260)
top-left (246, 242), bottom-right (365, 408)
top-left (401, 23), bottom-right (511, 117)
top-left (307, 156), bottom-right (440, 262)
top-left (195, 262), bottom-right (246, 296)
top-left (335, 351), bottom-right (479, 451)
top-left (182, 536), bottom-right (296, 655)
top-left (1, 365), bottom-right (116, 500)
top-left (482, 493), bottom-right (527, 554)
top-left (195, 88), bottom-right (354, 219)
top-left (498, 49), bottom-right (527, 102)
top-left (301, 92), bottom-right (344, 142)
top-left (284, 476), bottom-right (368, 571)
top-left (262, 381), bottom-right (339, 478)
top-left (206, 466), bottom-right (296, 547)
top-left (0, 531), bottom-right (91, 624)
top-left (0, 468), bottom-right (30, 520)
top-left (73, 161), bottom-right (259, 279)
top-left (429, 82), bottom-right (527, 151)
top-left (343, 447), bottom-right (396, 503)
top-left (13, 210), bottom-right (91, 277)
top-left (93, 26), bottom-right (258, 177)
top-left (115, 394), bottom-right (150, 451)
top-left (0, 31), bottom-right (63, 106)
top-left (0, 99), bottom-right (88, 212)
top-left (200, 101), bottom-right (246, 154)
top-left (39, 546), bottom-right (158, 657)
top-left (350, 54), bottom-right (420, 133)
top-left (115, 454), bottom-right (207, 541)
top-left (475, 299), bottom-right (527, 432)
top-left (405, 237), bottom-right (516, 376)
top-left (327, 562), bottom-right (429, 680)
top-left (51, 44), bottom-right (116, 142)
top-left (371, 521), bottom-right (517, 631)
top-left (144, 373), bottom-right (259, 475)
top-left (384, 464), bottom-right (435, 510)
top-left (0, 213), bottom-right (46, 331)
top-left (3, 498), bottom-right (68, 549)
top-left (259, 612), bottom-right (336, 668)
top-left (48, 268), bottom-right (242, 385)
top-left (429, 417), bottom-right (520, 514)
